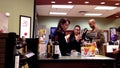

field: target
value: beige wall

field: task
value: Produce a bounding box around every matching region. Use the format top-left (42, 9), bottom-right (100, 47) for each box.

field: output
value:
top-left (38, 16), bottom-right (120, 30)
top-left (0, 0), bottom-right (34, 37)
top-left (37, 16), bottom-right (120, 39)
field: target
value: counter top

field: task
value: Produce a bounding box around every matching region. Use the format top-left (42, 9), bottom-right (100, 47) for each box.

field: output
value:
top-left (39, 55), bottom-right (115, 61)
top-left (38, 55), bottom-right (116, 68)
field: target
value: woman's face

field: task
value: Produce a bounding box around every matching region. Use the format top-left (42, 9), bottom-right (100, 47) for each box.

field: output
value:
top-left (74, 27), bottom-right (80, 35)
top-left (61, 21), bottom-right (70, 31)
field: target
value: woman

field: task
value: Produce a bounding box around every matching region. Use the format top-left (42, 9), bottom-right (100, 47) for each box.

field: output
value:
top-left (69, 25), bottom-right (82, 53)
top-left (54, 18), bottom-right (70, 56)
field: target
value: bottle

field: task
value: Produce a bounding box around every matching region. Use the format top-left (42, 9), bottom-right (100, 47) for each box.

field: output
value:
top-left (47, 35), bottom-right (53, 58)
top-left (53, 41), bottom-right (60, 59)
top-left (95, 48), bottom-right (99, 55)
top-left (46, 40), bottom-right (51, 58)
top-left (15, 37), bottom-right (20, 68)
top-left (14, 49), bottom-right (20, 68)
top-left (22, 36), bottom-right (27, 54)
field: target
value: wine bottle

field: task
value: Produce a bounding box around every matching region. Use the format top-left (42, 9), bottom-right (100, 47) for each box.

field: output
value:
top-left (14, 50), bottom-right (20, 68)
top-left (22, 36), bottom-right (27, 54)
top-left (53, 41), bottom-right (59, 59)
top-left (47, 35), bottom-right (53, 58)
top-left (47, 40), bottom-right (51, 58)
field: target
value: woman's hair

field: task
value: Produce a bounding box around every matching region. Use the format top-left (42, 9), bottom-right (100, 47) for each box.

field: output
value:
top-left (70, 25), bottom-right (81, 37)
top-left (56, 18), bottom-right (70, 31)
top-left (74, 25), bottom-right (81, 30)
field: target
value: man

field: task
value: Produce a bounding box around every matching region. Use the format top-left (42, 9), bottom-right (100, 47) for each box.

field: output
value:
top-left (113, 26), bottom-right (120, 68)
top-left (113, 26), bottom-right (120, 54)
top-left (117, 26), bottom-right (120, 40)
top-left (88, 19), bottom-right (105, 55)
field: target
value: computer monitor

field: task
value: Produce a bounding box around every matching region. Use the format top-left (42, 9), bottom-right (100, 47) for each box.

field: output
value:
top-left (110, 27), bottom-right (117, 41)
top-left (50, 27), bottom-right (57, 39)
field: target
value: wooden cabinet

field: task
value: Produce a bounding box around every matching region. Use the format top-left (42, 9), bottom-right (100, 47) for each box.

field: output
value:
top-left (0, 33), bottom-right (16, 68)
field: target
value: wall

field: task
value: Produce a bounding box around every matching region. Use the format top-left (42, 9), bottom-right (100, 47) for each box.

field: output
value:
top-left (0, 0), bottom-right (34, 37)
top-left (37, 16), bottom-right (120, 39)
top-left (38, 16), bottom-right (120, 30)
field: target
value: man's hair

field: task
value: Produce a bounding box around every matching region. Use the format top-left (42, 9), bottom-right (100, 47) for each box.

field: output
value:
top-left (117, 26), bottom-right (120, 32)
top-left (89, 19), bottom-right (96, 23)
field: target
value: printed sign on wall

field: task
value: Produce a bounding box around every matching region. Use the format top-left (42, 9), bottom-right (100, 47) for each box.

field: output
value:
top-left (19, 15), bottom-right (31, 38)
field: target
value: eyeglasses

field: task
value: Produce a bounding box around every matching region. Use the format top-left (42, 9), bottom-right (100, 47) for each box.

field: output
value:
top-left (74, 29), bottom-right (80, 31)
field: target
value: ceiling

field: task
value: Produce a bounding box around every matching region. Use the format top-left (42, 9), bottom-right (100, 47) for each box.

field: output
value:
top-left (36, 0), bottom-right (120, 18)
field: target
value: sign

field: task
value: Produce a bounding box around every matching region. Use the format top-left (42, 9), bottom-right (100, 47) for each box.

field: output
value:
top-left (19, 15), bottom-right (31, 38)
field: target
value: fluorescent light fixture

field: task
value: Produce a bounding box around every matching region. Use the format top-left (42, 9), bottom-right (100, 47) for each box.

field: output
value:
top-left (95, 6), bottom-right (117, 10)
top-left (49, 12), bottom-right (67, 15)
top-left (85, 13), bottom-right (102, 16)
top-left (52, 5), bottom-right (74, 9)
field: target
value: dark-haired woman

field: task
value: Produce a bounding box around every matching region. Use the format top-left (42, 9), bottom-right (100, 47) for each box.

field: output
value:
top-left (69, 25), bottom-right (82, 53)
top-left (54, 18), bottom-right (70, 56)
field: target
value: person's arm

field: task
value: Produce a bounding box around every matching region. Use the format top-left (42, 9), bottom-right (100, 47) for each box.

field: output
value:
top-left (113, 49), bottom-right (120, 54)
top-left (65, 34), bottom-right (70, 43)
top-left (95, 30), bottom-right (105, 44)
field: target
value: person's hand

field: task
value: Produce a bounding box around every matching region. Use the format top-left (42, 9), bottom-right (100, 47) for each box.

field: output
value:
top-left (75, 34), bottom-right (82, 42)
top-left (113, 49), bottom-right (119, 54)
top-left (65, 34), bottom-right (70, 42)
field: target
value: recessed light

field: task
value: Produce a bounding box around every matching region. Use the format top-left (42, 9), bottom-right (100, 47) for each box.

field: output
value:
top-left (95, 6), bottom-right (117, 10)
top-left (52, 5), bottom-right (74, 9)
top-left (85, 1), bottom-right (89, 4)
top-left (68, 1), bottom-right (72, 4)
top-left (49, 12), bottom-right (67, 15)
top-left (100, 2), bottom-right (105, 5)
top-left (51, 1), bottom-right (56, 4)
top-left (85, 13), bottom-right (102, 16)
top-left (115, 3), bottom-right (120, 5)
top-left (116, 16), bottom-right (119, 17)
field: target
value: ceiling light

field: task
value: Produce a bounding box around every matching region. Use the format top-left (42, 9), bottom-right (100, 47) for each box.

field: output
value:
top-left (68, 1), bottom-right (72, 4)
top-left (85, 13), bottom-right (102, 16)
top-left (115, 3), bottom-right (120, 5)
top-left (49, 12), bottom-right (67, 15)
top-left (85, 1), bottom-right (89, 4)
top-left (95, 6), bottom-right (117, 10)
top-left (100, 2), bottom-right (105, 5)
top-left (52, 5), bottom-right (74, 9)
top-left (116, 16), bottom-right (119, 18)
top-left (51, 1), bottom-right (56, 4)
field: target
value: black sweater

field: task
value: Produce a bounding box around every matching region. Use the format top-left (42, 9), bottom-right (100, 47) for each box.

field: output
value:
top-left (54, 30), bottom-right (70, 56)
top-left (69, 32), bottom-right (82, 52)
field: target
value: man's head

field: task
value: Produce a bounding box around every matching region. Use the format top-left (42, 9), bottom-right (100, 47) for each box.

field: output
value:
top-left (117, 26), bottom-right (120, 32)
top-left (116, 26), bottom-right (120, 40)
top-left (117, 26), bottom-right (120, 34)
top-left (88, 19), bottom-right (96, 29)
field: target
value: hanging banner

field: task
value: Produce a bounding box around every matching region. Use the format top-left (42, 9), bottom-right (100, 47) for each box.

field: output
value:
top-left (0, 13), bottom-right (8, 33)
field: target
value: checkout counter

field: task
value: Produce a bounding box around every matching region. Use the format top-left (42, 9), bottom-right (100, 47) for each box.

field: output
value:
top-left (38, 42), bottom-right (116, 68)
top-left (38, 29), bottom-right (118, 68)
top-left (38, 55), bottom-right (115, 68)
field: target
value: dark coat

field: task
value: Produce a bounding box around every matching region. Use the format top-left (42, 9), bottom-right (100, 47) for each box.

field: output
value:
top-left (54, 29), bottom-right (70, 56)
top-left (69, 32), bottom-right (82, 52)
